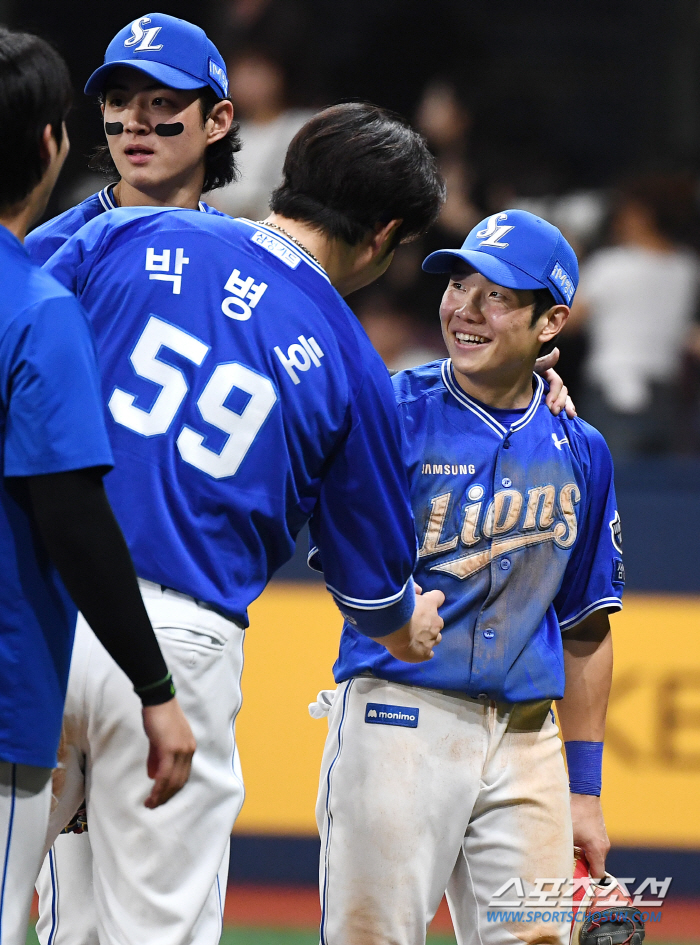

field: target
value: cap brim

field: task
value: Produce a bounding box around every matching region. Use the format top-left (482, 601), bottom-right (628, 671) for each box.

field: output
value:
top-left (422, 249), bottom-right (545, 292)
top-left (85, 60), bottom-right (207, 95)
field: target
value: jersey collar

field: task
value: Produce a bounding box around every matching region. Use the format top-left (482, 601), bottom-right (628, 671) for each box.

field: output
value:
top-left (98, 185), bottom-right (207, 214)
top-left (441, 359), bottom-right (545, 439)
top-left (98, 185), bottom-right (117, 211)
top-left (237, 218), bottom-right (331, 283)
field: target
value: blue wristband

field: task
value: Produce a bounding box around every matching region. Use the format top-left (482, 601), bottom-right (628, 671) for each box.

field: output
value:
top-left (564, 741), bottom-right (603, 795)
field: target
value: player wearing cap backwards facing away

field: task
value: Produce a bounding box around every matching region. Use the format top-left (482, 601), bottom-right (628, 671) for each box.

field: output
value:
top-left (0, 28), bottom-right (196, 945)
top-left (311, 209), bottom-right (623, 945)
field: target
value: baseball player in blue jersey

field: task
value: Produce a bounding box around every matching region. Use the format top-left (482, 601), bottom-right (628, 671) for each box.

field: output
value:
top-left (312, 210), bottom-right (622, 945)
top-left (0, 28), bottom-right (196, 945)
top-left (33, 99), bottom-right (451, 945)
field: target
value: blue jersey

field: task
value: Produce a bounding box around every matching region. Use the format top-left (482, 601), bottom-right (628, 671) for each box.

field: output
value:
top-left (26, 183), bottom-right (224, 266)
top-left (44, 209), bottom-right (416, 635)
top-left (333, 359), bottom-right (624, 702)
top-left (0, 225), bottom-right (113, 768)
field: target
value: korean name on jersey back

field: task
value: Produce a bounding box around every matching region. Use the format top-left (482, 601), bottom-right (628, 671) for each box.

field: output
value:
top-left (332, 360), bottom-right (623, 702)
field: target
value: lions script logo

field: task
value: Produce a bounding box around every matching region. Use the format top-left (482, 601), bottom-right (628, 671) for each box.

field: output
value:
top-left (365, 703), bottom-right (419, 728)
top-left (477, 213), bottom-right (515, 248)
top-left (124, 17), bottom-right (164, 52)
top-left (419, 482), bottom-right (580, 579)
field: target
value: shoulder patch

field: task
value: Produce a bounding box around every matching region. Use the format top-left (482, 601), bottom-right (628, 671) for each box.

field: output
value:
top-left (365, 702), bottom-right (419, 728)
top-left (250, 229), bottom-right (301, 269)
top-left (609, 511), bottom-right (622, 553)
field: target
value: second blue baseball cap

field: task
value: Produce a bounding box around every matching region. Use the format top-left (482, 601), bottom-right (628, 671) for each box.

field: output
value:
top-left (85, 13), bottom-right (229, 99)
top-left (422, 209), bottom-right (578, 306)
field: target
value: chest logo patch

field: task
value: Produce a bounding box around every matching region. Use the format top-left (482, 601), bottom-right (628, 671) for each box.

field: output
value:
top-left (365, 703), bottom-right (419, 728)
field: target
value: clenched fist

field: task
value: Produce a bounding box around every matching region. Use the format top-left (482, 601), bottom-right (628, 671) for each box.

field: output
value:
top-left (375, 583), bottom-right (445, 663)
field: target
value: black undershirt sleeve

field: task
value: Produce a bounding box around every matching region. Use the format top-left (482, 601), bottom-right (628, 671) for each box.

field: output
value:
top-left (24, 467), bottom-right (173, 706)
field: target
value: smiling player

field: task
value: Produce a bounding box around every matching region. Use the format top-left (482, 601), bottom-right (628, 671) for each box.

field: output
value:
top-left (312, 210), bottom-right (623, 945)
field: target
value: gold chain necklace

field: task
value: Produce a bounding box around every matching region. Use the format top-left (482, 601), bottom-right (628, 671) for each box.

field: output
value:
top-left (254, 220), bottom-right (323, 267)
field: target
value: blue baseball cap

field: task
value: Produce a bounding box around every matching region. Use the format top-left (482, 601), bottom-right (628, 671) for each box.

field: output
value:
top-left (422, 209), bottom-right (578, 306)
top-left (85, 13), bottom-right (229, 99)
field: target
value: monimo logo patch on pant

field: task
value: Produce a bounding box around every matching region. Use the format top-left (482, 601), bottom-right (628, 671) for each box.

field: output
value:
top-left (365, 703), bottom-right (419, 728)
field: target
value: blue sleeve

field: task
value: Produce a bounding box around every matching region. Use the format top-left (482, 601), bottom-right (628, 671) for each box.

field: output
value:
top-left (42, 215), bottom-right (109, 296)
top-left (308, 365), bottom-right (417, 638)
top-left (2, 295), bottom-right (114, 477)
top-left (554, 424), bottom-right (623, 631)
top-left (25, 224), bottom-right (70, 268)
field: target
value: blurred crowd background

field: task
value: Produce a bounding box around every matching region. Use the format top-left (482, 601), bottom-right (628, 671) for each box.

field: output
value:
top-left (7, 0), bottom-right (700, 460)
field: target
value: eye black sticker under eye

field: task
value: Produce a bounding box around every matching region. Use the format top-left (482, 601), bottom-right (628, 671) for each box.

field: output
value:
top-left (103, 121), bottom-right (184, 136)
top-left (155, 123), bottom-right (184, 136)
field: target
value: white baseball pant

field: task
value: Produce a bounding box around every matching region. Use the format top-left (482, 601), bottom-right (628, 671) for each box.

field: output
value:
top-left (314, 677), bottom-right (573, 945)
top-left (0, 762), bottom-right (52, 945)
top-left (35, 580), bottom-right (245, 945)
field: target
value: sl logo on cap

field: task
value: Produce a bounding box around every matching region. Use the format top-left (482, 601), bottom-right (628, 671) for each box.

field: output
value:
top-left (477, 213), bottom-right (514, 249)
top-left (125, 17), bottom-right (164, 52)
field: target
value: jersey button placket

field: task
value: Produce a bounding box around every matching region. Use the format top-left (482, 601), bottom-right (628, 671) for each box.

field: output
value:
top-left (472, 430), bottom-right (512, 690)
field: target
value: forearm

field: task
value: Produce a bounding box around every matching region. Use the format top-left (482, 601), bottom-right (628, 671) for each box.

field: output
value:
top-left (557, 610), bottom-right (612, 742)
top-left (27, 468), bottom-right (171, 703)
top-left (558, 610), bottom-right (613, 875)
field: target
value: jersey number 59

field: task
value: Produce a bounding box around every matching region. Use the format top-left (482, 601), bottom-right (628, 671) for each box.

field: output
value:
top-left (108, 316), bottom-right (277, 479)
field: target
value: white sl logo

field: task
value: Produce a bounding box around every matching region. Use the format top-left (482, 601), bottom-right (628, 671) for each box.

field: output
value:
top-left (124, 17), bottom-right (164, 52)
top-left (476, 213), bottom-right (514, 248)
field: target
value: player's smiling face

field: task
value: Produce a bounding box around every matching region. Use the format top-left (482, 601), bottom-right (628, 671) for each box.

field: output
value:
top-left (439, 264), bottom-right (567, 406)
top-left (102, 68), bottom-right (213, 198)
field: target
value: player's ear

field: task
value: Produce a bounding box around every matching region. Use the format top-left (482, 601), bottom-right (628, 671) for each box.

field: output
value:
top-left (38, 123), bottom-right (59, 172)
top-left (371, 219), bottom-right (402, 259)
top-left (205, 99), bottom-right (234, 144)
top-left (537, 304), bottom-right (569, 344)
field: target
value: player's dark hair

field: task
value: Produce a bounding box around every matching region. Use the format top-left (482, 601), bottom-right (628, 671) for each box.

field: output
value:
top-left (270, 102), bottom-right (446, 246)
top-left (531, 287), bottom-right (556, 326)
top-left (0, 28), bottom-right (72, 212)
top-left (88, 87), bottom-right (241, 193)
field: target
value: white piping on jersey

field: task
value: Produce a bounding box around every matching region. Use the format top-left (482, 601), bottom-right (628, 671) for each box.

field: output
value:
top-left (559, 596), bottom-right (622, 631)
top-left (237, 217), bottom-right (331, 284)
top-left (441, 360), bottom-right (545, 438)
top-left (97, 185), bottom-right (207, 213)
top-left (326, 576), bottom-right (413, 611)
top-left (98, 185), bottom-right (117, 211)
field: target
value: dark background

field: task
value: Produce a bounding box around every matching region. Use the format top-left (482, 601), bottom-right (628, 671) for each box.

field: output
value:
top-left (4, 0), bottom-right (700, 211)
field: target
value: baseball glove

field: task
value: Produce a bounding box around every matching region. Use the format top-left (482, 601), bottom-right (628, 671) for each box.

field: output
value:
top-left (570, 848), bottom-right (645, 945)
